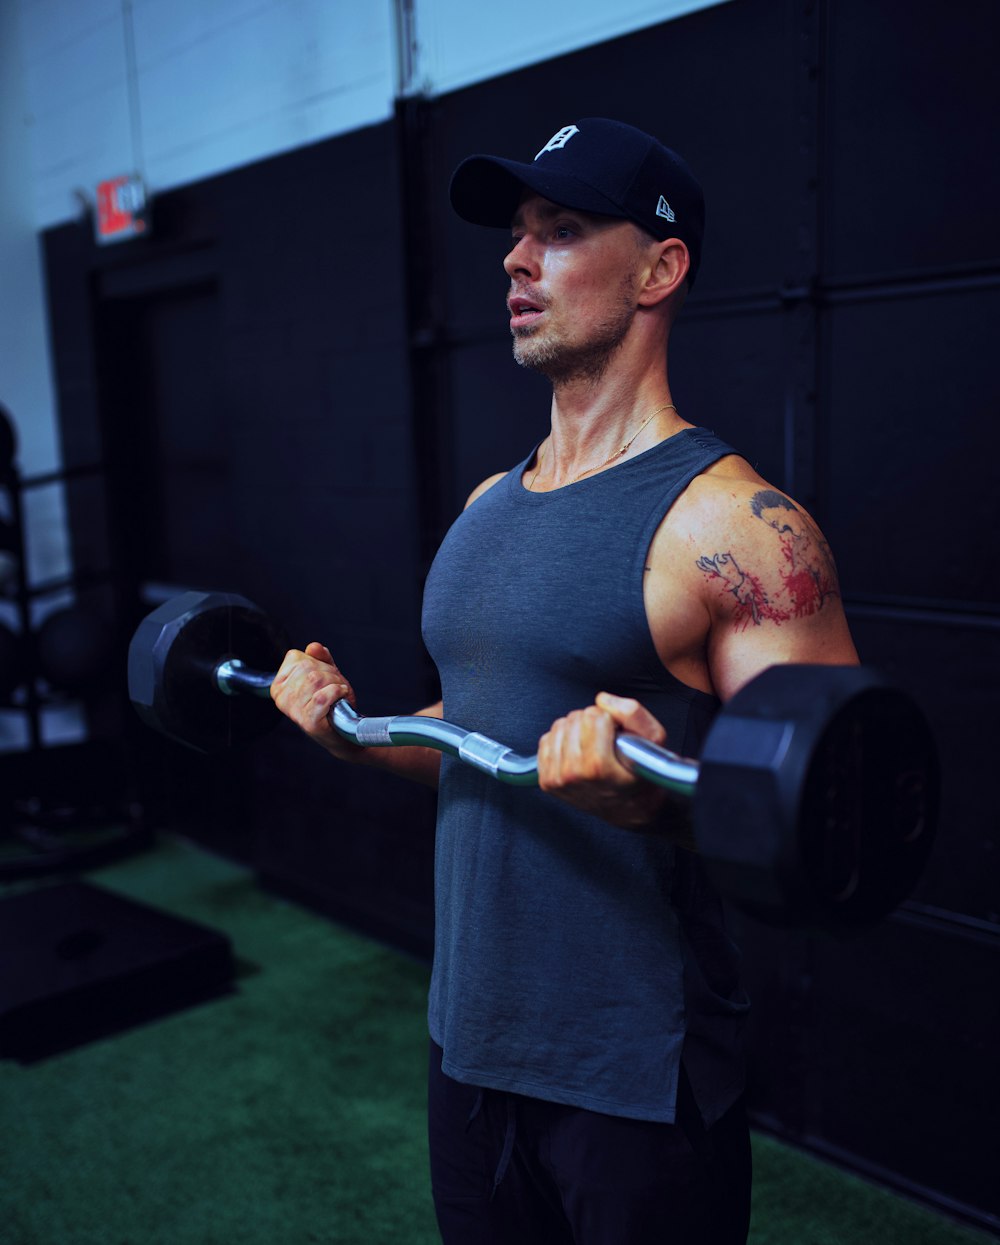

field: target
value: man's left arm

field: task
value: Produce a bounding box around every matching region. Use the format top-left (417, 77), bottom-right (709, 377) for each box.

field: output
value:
top-left (535, 482), bottom-right (859, 839)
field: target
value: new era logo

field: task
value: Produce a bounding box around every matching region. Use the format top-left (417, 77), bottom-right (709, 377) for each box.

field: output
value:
top-left (656, 195), bottom-right (676, 223)
top-left (536, 125), bottom-right (579, 161)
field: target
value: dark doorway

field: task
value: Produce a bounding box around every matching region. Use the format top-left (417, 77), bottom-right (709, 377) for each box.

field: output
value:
top-left (94, 280), bottom-right (229, 606)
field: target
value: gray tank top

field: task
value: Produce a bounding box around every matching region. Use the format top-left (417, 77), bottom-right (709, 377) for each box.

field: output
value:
top-left (421, 427), bottom-right (749, 1125)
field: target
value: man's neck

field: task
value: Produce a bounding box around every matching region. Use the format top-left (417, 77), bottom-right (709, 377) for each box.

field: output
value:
top-left (539, 356), bottom-right (687, 487)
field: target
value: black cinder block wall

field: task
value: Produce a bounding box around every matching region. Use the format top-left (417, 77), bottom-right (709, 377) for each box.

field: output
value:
top-left (42, 0), bottom-right (998, 1229)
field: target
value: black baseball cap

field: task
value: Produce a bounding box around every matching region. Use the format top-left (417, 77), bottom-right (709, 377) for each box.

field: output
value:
top-left (450, 117), bottom-right (705, 287)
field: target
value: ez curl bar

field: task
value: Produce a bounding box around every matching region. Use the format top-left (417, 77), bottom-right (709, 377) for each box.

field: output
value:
top-left (128, 590), bottom-right (939, 933)
top-left (217, 661), bottom-right (700, 797)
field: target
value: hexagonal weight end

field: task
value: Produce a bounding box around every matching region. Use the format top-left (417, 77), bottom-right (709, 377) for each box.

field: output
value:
top-left (128, 591), bottom-right (289, 753)
top-left (694, 665), bottom-right (938, 933)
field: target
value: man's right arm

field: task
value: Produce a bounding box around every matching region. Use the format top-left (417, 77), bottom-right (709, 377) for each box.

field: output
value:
top-left (270, 641), bottom-right (443, 789)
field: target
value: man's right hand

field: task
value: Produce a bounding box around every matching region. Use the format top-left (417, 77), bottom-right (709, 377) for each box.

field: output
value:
top-left (270, 643), bottom-right (365, 762)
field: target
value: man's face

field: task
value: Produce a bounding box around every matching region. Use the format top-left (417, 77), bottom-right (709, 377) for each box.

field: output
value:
top-left (504, 193), bottom-right (647, 384)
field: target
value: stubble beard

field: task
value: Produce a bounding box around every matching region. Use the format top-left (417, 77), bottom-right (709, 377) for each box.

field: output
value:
top-left (511, 272), bottom-right (639, 389)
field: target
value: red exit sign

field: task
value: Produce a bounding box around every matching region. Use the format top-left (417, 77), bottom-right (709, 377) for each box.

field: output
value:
top-left (95, 174), bottom-right (149, 244)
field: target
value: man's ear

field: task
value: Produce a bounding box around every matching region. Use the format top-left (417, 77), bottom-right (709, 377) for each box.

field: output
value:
top-left (637, 239), bottom-right (689, 307)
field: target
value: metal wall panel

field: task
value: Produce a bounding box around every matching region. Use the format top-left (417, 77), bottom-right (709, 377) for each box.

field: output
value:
top-left (824, 0), bottom-right (999, 281)
top-left (823, 287), bottom-right (1000, 608)
top-left (811, 912), bottom-right (999, 1219)
top-left (669, 309), bottom-right (790, 488)
top-left (846, 611), bottom-right (999, 924)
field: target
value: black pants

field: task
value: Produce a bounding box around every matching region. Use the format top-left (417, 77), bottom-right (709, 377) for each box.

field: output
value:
top-left (428, 1041), bottom-right (751, 1245)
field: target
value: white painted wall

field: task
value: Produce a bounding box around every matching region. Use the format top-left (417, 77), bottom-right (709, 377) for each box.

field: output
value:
top-left (0, 7), bottom-right (64, 494)
top-left (19, 0), bottom-right (399, 231)
top-left (406, 0), bottom-right (729, 96)
top-left (0, 0), bottom-right (76, 746)
top-left (17, 0), bottom-right (730, 232)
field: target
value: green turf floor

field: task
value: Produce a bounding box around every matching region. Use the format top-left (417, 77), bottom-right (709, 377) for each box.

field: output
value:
top-left (0, 835), bottom-right (992, 1245)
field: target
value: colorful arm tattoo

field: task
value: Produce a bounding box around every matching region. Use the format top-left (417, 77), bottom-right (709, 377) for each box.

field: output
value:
top-left (697, 490), bottom-right (840, 629)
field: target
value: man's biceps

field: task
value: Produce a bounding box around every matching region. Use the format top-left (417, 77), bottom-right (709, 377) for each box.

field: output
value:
top-left (712, 615), bottom-right (859, 700)
top-left (708, 634), bottom-right (779, 702)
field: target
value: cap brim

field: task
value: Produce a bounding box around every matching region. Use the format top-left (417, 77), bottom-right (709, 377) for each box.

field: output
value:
top-left (449, 155), bottom-right (630, 228)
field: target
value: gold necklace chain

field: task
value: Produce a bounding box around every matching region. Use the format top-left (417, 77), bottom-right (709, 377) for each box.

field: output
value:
top-left (529, 403), bottom-right (677, 490)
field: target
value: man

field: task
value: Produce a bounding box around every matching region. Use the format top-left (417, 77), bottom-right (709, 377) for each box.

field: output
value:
top-left (272, 118), bottom-right (859, 1244)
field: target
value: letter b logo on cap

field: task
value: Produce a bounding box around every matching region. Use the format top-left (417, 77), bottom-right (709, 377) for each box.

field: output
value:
top-left (535, 125), bottom-right (580, 161)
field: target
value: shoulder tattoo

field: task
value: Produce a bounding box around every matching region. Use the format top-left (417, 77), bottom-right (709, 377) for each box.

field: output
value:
top-left (695, 489), bottom-right (841, 629)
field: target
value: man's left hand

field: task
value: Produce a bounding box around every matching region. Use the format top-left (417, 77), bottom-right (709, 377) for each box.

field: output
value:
top-left (536, 693), bottom-right (674, 831)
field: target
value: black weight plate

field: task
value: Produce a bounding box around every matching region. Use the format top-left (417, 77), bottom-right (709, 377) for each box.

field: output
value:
top-left (128, 591), bottom-right (288, 753)
top-left (799, 685), bottom-right (939, 928)
top-left (694, 665), bottom-right (938, 932)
